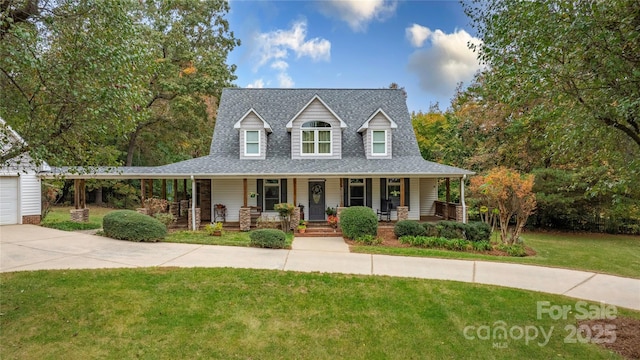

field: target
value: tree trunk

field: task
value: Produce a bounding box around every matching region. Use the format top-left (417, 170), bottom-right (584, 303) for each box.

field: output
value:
top-left (125, 126), bottom-right (142, 166)
top-left (95, 187), bottom-right (103, 206)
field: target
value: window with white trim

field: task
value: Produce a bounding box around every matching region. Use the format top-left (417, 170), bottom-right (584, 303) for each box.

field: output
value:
top-left (372, 130), bottom-right (386, 155)
top-left (301, 121), bottom-right (331, 155)
top-left (244, 130), bottom-right (260, 156)
top-left (349, 178), bottom-right (365, 206)
top-left (264, 179), bottom-right (280, 211)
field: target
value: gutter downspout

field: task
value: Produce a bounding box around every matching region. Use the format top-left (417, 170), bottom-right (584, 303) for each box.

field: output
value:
top-left (191, 175), bottom-right (196, 231)
top-left (461, 175), bottom-right (467, 224)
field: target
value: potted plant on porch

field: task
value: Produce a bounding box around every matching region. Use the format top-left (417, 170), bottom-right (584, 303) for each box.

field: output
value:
top-left (297, 220), bottom-right (307, 234)
top-left (205, 222), bottom-right (224, 236)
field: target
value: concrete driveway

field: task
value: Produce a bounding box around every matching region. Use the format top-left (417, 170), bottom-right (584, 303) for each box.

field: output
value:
top-left (1, 225), bottom-right (639, 311)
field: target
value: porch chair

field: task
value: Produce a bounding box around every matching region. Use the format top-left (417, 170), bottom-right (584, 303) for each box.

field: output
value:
top-left (377, 199), bottom-right (392, 222)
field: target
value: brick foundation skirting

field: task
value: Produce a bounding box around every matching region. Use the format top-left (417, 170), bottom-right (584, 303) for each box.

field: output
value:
top-left (22, 215), bottom-right (41, 224)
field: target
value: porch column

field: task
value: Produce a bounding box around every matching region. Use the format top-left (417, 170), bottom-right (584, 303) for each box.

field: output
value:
top-left (293, 178), bottom-right (297, 205)
top-left (183, 179), bottom-right (187, 201)
top-left (140, 179), bottom-right (146, 204)
top-left (399, 177), bottom-right (405, 207)
top-left (445, 178), bottom-right (451, 220)
top-left (71, 179), bottom-right (89, 222)
top-left (460, 175), bottom-right (467, 223)
top-left (339, 178), bottom-right (344, 207)
top-left (243, 178), bottom-right (248, 207)
top-left (148, 180), bottom-right (154, 199)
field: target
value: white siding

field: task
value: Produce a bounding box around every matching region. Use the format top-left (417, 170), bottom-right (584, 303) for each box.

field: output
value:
top-left (420, 178), bottom-right (438, 216)
top-left (363, 114), bottom-right (393, 159)
top-left (20, 173), bottom-right (41, 217)
top-left (291, 99), bottom-right (342, 159)
top-left (238, 113), bottom-right (267, 160)
top-left (212, 179), bottom-right (244, 222)
top-left (325, 178), bottom-right (341, 210)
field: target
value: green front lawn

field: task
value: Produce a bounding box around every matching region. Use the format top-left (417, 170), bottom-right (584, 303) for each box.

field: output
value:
top-left (1, 268), bottom-right (636, 359)
top-left (41, 206), bottom-right (115, 231)
top-left (352, 232), bottom-right (640, 279)
top-left (165, 230), bottom-right (294, 248)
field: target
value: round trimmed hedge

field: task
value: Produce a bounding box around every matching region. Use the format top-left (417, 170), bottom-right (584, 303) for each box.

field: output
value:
top-left (103, 210), bottom-right (167, 242)
top-left (339, 206), bottom-right (378, 239)
top-left (394, 220), bottom-right (426, 238)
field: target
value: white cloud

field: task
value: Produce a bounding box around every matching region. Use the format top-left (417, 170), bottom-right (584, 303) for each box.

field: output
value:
top-left (277, 73), bottom-right (294, 88)
top-left (318, 0), bottom-right (397, 32)
top-left (247, 79), bottom-right (265, 88)
top-left (406, 27), bottom-right (483, 99)
top-left (406, 23), bottom-right (432, 48)
top-left (254, 20), bottom-right (330, 69)
top-left (251, 19), bottom-right (329, 89)
top-left (270, 60), bottom-right (289, 71)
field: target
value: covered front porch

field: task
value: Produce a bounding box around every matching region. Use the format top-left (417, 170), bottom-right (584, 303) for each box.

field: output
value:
top-left (59, 172), bottom-right (469, 231)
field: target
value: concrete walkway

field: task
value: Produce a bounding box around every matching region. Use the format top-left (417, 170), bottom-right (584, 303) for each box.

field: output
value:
top-left (1, 225), bottom-right (638, 311)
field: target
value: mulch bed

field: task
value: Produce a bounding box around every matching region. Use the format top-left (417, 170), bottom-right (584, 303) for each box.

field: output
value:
top-left (345, 227), bottom-right (537, 257)
top-left (579, 318), bottom-right (640, 359)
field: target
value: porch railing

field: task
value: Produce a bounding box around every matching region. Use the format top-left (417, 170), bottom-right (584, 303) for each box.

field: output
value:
top-left (434, 200), bottom-right (459, 220)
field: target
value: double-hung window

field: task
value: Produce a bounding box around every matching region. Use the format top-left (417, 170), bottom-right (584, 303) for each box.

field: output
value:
top-left (371, 130), bottom-right (387, 155)
top-left (245, 130), bottom-right (260, 156)
top-left (301, 121), bottom-right (331, 155)
top-left (264, 179), bottom-right (280, 211)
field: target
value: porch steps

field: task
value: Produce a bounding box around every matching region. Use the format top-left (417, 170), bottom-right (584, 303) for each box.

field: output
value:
top-left (297, 223), bottom-right (342, 237)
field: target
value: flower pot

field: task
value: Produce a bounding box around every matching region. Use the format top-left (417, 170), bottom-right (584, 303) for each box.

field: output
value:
top-left (213, 230), bottom-right (222, 236)
top-left (298, 228), bottom-right (306, 234)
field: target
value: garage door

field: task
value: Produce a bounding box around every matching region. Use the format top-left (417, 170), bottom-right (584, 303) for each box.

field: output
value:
top-left (0, 177), bottom-right (19, 225)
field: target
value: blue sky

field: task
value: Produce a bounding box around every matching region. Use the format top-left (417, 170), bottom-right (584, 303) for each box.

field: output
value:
top-left (226, 0), bottom-right (482, 113)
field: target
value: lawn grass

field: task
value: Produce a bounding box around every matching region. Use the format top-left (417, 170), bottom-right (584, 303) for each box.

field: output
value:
top-left (1, 268), bottom-right (636, 359)
top-left (41, 206), bottom-right (115, 231)
top-left (165, 230), bottom-right (295, 248)
top-left (352, 231), bottom-right (640, 279)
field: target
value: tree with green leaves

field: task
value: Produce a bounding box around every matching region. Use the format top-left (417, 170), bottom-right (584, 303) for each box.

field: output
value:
top-left (463, 0), bottom-right (640, 149)
top-left (1, 0), bottom-right (150, 167)
top-left (1, 0), bottom-right (239, 169)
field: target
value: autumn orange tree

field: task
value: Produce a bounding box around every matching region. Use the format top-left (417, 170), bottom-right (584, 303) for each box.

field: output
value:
top-left (470, 167), bottom-right (536, 245)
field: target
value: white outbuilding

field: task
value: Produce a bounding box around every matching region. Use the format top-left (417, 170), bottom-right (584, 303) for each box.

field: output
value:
top-left (0, 118), bottom-right (48, 225)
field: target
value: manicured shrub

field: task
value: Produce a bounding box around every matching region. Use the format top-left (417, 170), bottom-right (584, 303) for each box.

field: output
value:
top-left (340, 206), bottom-right (378, 239)
top-left (103, 210), bottom-right (167, 242)
top-left (154, 212), bottom-right (176, 227)
top-left (436, 221), bottom-right (466, 239)
top-left (499, 243), bottom-right (527, 257)
top-left (394, 220), bottom-right (426, 238)
top-left (249, 229), bottom-right (286, 249)
top-left (421, 222), bottom-right (439, 237)
top-left (465, 221), bottom-right (492, 242)
top-left (355, 234), bottom-right (382, 245)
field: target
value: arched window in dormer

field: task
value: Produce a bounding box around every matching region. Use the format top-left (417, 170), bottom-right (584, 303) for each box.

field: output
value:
top-left (301, 121), bottom-right (332, 155)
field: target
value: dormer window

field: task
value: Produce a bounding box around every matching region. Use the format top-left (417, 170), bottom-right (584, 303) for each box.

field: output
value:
top-left (371, 130), bottom-right (387, 156)
top-left (244, 130), bottom-right (260, 156)
top-left (301, 121), bottom-right (332, 155)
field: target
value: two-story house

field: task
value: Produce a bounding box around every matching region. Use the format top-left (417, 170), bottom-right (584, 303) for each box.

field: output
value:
top-left (49, 88), bottom-right (473, 229)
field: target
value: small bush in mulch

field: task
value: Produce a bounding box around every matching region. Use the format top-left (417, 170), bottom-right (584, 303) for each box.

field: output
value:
top-left (103, 210), bottom-right (167, 242)
top-left (355, 234), bottom-right (382, 246)
top-left (340, 206), bottom-right (378, 239)
top-left (249, 229), bottom-right (286, 249)
top-left (394, 220), bottom-right (426, 238)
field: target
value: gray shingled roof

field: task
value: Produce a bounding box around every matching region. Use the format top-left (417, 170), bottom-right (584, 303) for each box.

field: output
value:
top-left (50, 88), bottom-right (473, 178)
